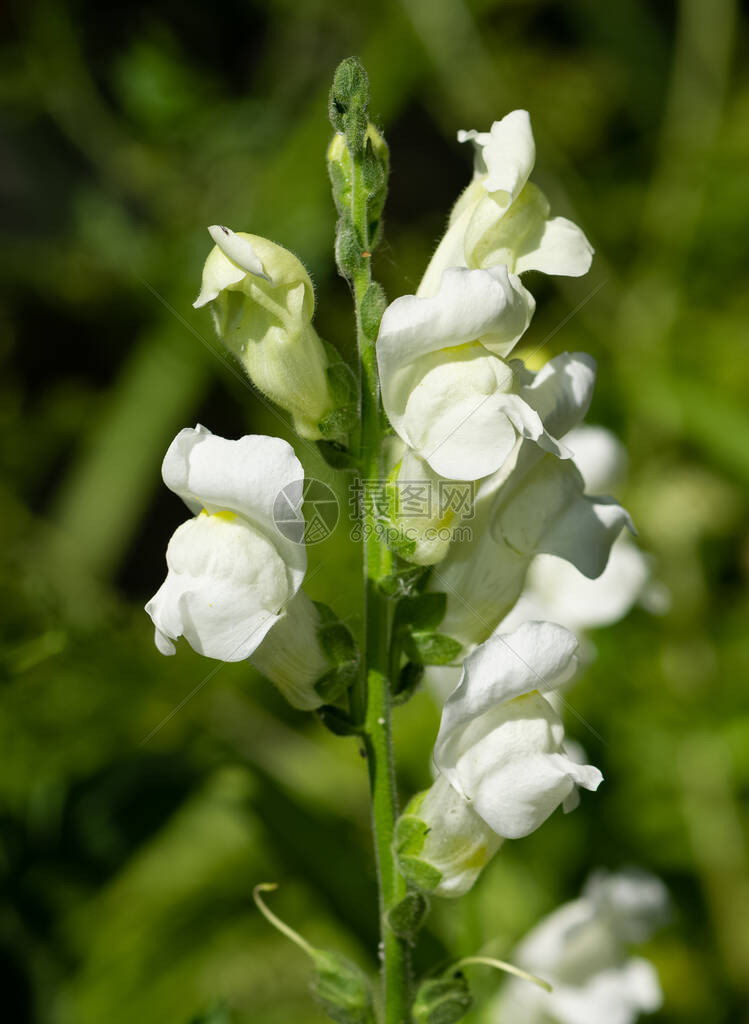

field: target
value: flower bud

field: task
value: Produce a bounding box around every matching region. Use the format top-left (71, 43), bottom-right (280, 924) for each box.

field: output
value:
top-left (194, 226), bottom-right (354, 440)
top-left (328, 123), bottom-right (389, 249)
top-left (253, 884), bottom-right (376, 1024)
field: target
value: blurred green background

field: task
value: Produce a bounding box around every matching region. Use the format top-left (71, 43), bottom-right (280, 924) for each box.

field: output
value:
top-left (1, 0), bottom-right (748, 1021)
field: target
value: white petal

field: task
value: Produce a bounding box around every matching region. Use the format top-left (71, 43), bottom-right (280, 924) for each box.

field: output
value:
top-left (193, 246), bottom-right (247, 308)
top-left (207, 224), bottom-right (269, 279)
top-left (249, 590), bottom-right (328, 710)
top-left (145, 512), bottom-right (289, 661)
top-left (584, 868), bottom-right (671, 942)
top-left (481, 110), bottom-right (536, 200)
top-left (495, 457), bottom-right (632, 578)
top-left (550, 960), bottom-right (662, 1024)
top-left (538, 493), bottom-right (634, 579)
top-left (523, 536), bottom-right (651, 633)
top-left (470, 742), bottom-right (601, 839)
top-left (566, 424), bottom-right (628, 494)
top-left (515, 215), bottom-right (594, 277)
top-left (416, 205), bottom-right (474, 298)
top-left (417, 774), bottom-right (504, 898)
top-left (160, 425), bottom-right (306, 595)
top-left (515, 352), bottom-right (597, 439)
top-left (435, 621), bottom-right (578, 755)
top-left (377, 267), bottom-right (534, 461)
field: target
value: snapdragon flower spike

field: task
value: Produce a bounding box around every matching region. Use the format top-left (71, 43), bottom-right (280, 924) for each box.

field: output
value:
top-left (194, 226), bottom-right (346, 440)
top-left (396, 622), bottom-right (602, 897)
top-left (502, 425), bottom-right (654, 639)
top-left (376, 265), bottom-right (575, 481)
top-left (145, 425), bottom-right (329, 710)
top-left (418, 110), bottom-right (594, 298)
top-left (490, 869), bottom-right (669, 1024)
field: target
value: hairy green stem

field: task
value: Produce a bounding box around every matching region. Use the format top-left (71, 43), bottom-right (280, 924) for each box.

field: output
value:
top-left (350, 150), bottom-right (411, 1023)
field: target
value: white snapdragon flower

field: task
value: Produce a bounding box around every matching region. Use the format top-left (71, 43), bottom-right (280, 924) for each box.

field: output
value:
top-left (376, 266), bottom-right (578, 481)
top-left (419, 110), bottom-right (593, 298)
top-left (430, 445), bottom-right (632, 651)
top-left (195, 226), bottom-right (348, 440)
top-left (145, 425), bottom-right (330, 710)
top-left (488, 869), bottom-right (669, 1024)
top-left (396, 622), bottom-right (602, 897)
top-left (501, 425), bottom-right (656, 639)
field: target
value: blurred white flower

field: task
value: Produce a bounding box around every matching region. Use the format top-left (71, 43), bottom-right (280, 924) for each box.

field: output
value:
top-left (145, 425), bottom-right (329, 710)
top-left (396, 622), bottom-right (602, 897)
top-left (488, 869), bottom-right (669, 1024)
top-left (419, 110), bottom-right (593, 298)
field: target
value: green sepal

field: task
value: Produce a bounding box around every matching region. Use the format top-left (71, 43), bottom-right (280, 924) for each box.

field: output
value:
top-left (392, 661), bottom-right (424, 705)
top-left (387, 890), bottom-right (429, 943)
top-left (360, 282), bottom-right (387, 340)
top-left (314, 602), bottom-right (358, 666)
top-left (315, 661), bottom-right (359, 705)
top-left (316, 705), bottom-right (363, 737)
top-left (398, 856), bottom-right (443, 893)
top-left (403, 631), bottom-right (463, 666)
top-left (394, 593), bottom-right (447, 633)
top-left (384, 529), bottom-right (417, 562)
top-left (310, 949), bottom-right (377, 1024)
top-left (317, 440), bottom-right (359, 471)
top-left (393, 811), bottom-right (442, 892)
top-left (318, 341), bottom-right (358, 438)
top-left (377, 563), bottom-right (429, 599)
top-left (328, 153), bottom-right (351, 214)
top-left (412, 975), bottom-right (473, 1024)
top-left (335, 214), bottom-right (364, 279)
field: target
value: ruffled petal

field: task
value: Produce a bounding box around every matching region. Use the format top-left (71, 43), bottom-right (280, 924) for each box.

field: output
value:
top-left (514, 352), bottom-right (597, 439)
top-left (207, 224), bottom-right (268, 279)
top-left (480, 110), bottom-right (536, 201)
top-left (514, 215), bottom-right (594, 277)
top-left (435, 621), bottom-right (578, 754)
top-left (145, 510), bottom-right (290, 662)
top-left (566, 424), bottom-right (628, 494)
top-left (470, 744), bottom-right (601, 840)
top-left (160, 425), bottom-right (306, 595)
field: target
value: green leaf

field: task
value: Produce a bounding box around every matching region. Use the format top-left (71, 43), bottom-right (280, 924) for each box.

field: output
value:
top-left (403, 631), bottom-right (462, 666)
top-left (412, 976), bottom-right (473, 1024)
top-left (394, 593), bottom-right (447, 632)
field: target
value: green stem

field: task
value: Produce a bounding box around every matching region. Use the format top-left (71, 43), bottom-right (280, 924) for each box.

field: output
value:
top-left (350, 150), bottom-right (410, 1024)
